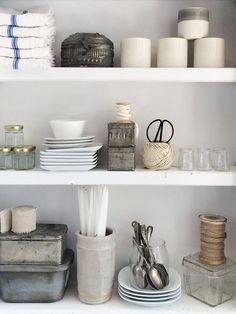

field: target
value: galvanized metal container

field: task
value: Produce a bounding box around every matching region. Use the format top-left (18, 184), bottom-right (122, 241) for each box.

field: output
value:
top-left (108, 122), bottom-right (135, 147)
top-left (0, 249), bottom-right (74, 303)
top-left (0, 224), bottom-right (67, 265)
top-left (108, 147), bottom-right (135, 171)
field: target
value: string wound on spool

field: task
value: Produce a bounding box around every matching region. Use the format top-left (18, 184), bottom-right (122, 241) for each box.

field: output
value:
top-left (116, 102), bottom-right (131, 122)
top-left (199, 214), bottom-right (227, 266)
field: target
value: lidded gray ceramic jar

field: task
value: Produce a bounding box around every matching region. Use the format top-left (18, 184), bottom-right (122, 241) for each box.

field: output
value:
top-left (178, 7), bottom-right (209, 40)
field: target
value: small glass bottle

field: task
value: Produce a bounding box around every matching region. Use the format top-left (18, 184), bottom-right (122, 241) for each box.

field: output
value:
top-left (5, 125), bottom-right (24, 147)
top-left (0, 146), bottom-right (13, 170)
top-left (13, 145), bottom-right (36, 170)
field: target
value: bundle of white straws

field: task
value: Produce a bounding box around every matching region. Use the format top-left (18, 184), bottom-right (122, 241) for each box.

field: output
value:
top-left (78, 186), bottom-right (109, 237)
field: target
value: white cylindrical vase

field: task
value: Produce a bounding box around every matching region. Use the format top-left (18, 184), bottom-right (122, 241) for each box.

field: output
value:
top-left (178, 7), bottom-right (209, 40)
top-left (75, 228), bottom-right (116, 304)
top-left (194, 38), bottom-right (225, 68)
top-left (157, 38), bottom-right (188, 68)
top-left (120, 38), bottom-right (151, 67)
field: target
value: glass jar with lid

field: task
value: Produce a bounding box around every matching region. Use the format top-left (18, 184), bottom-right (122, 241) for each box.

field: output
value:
top-left (5, 125), bottom-right (24, 147)
top-left (13, 145), bottom-right (36, 170)
top-left (0, 146), bottom-right (13, 170)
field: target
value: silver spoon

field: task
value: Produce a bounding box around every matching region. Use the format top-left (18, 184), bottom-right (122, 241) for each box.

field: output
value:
top-left (132, 237), bottom-right (148, 289)
top-left (141, 225), bottom-right (169, 290)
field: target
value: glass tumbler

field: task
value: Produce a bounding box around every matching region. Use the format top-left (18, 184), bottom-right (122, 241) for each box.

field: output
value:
top-left (197, 148), bottom-right (212, 171)
top-left (212, 149), bottom-right (229, 171)
top-left (179, 148), bottom-right (194, 171)
top-left (129, 237), bottom-right (169, 290)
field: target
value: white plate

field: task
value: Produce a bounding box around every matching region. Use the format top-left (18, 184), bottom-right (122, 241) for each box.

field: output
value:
top-left (118, 287), bottom-right (181, 302)
top-left (44, 140), bottom-right (94, 145)
top-left (40, 160), bottom-right (97, 166)
top-left (43, 142), bottom-right (93, 149)
top-left (40, 157), bottom-right (97, 163)
top-left (118, 266), bottom-right (181, 295)
top-left (44, 136), bottom-right (95, 142)
top-left (119, 284), bottom-right (181, 299)
top-left (40, 164), bottom-right (97, 171)
top-left (44, 143), bottom-right (103, 153)
top-left (118, 289), bottom-right (181, 307)
top-left (40, 151), bottom-right (97, 157)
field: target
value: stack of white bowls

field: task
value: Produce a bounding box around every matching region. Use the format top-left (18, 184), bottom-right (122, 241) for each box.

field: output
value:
top-left (40, 120), bottom-right (102, 171)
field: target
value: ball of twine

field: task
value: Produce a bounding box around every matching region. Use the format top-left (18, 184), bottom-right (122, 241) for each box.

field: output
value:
top-left (142, 142), bottom-right (175, 170)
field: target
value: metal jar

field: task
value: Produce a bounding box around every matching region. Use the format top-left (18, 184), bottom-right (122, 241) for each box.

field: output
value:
top-left (0, 224), bottom-right (68, 265)
top-left (0, 249), bottom-right (74, 303)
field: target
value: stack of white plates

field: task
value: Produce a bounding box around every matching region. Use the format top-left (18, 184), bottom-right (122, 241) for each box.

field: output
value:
top-left (118, 266), bottom-right (181, 307)
top-left (40, 136), bottom-right (103, 171)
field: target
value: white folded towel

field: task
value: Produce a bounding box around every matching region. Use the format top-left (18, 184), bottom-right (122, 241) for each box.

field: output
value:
top-left (0, 47), bottom-right (53, 59)
top-left (0, 25), bottom-right (55, 38)
top-left (0, 57), bottom-right (53, 69)
top-left (0, 7), bottom-right (54, 27)
top-left (0, 36), bottom-right (51, 49)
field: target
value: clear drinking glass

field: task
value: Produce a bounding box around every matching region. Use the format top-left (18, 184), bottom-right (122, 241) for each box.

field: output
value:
top-left (197, 148), bottom-right (212, 171)
top-left (212, 149), bottom-right (229, 171)
top-left (129, 237), bottom-right (169, 290)
top-left (179, 148), bottom-right (194, 171)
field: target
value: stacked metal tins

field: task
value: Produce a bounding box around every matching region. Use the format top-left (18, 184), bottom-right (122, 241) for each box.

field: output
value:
top-left (0, 223), bottom-right (74, 303)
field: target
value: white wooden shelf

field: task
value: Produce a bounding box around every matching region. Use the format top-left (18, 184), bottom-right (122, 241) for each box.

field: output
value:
top-left (1, 285), bottom-right (235, 314)
top-left (1, 68), bottom-right (236, 83)
top-left (1, 167), bottom-right (236, 186)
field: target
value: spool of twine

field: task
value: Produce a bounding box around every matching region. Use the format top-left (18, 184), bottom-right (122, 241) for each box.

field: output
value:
top-left (199, 214), bottom-right (227, 265)
top-left (116, 102), bottom-right (131, 122)
top-left (142, 142), bottom-right (175, 170)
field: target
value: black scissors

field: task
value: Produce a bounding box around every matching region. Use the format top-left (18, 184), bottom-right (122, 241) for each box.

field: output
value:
top-left (146, 119), bottom-right (174, 143)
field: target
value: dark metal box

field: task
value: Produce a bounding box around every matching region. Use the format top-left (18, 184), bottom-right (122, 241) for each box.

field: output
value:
top-left (108, 122), bottom-right (135, 147)
top-left (108, 147), bottom-right (135, 171)
top-left (0, 224), bottom-right (67, 265)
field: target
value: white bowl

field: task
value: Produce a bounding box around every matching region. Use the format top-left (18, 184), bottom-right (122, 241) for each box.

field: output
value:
top-left (50, 120), bottom-right (86, 138)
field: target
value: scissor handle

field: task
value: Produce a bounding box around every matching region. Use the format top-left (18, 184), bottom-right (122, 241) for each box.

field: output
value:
top-left (146, 119), bottom-right (174, 143)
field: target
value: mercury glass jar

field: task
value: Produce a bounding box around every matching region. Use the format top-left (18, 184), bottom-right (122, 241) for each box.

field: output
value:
top-left (13, 145), bottom-right (36, 170)
top-left (4, 125), bottom-right (24, 147)
top-left (0, 146), bottom-right (13, 170)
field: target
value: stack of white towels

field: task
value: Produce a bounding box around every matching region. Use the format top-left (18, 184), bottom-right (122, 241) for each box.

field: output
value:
top-left (0, 7), bottom-right (55, 69)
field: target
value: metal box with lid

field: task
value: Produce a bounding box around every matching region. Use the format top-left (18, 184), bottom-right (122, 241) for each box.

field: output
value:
top-left (183, 253), bottom-right (236, 306)
top-left (0, 224), bottom-right (67, 265)
top-left (0, 249), bottom-right (74, 303)
top-left (61, 32), bottom-right (114, 67)
top-left (108, 122), bottom-right (135, 147)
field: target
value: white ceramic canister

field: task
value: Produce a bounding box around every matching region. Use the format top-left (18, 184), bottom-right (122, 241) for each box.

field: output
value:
top-left (194, 38), bottom-right (225, 68)
top-left (75, 228), bottom-right (116, 304)
top-left (178, 7), bottom-right (209, 40)
top-left (157, 38), bottom-right (188, 68)
top-left (120, 37), bottom-right (151, 67)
